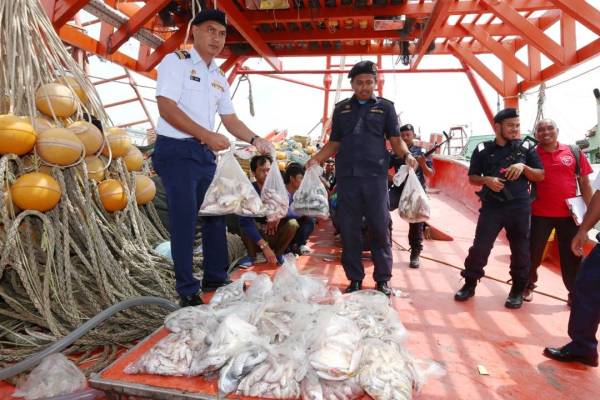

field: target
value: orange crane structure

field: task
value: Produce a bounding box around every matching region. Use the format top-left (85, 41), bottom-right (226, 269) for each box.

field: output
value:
top-left (39, 0), bottom-right (600, 130)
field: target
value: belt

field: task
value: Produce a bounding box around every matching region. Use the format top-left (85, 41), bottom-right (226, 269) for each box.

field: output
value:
top-left (158, 135), bottom-right (202, 144)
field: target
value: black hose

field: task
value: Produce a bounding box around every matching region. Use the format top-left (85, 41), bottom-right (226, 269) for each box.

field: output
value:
top-left (0, 296), bottom-right (178, 380)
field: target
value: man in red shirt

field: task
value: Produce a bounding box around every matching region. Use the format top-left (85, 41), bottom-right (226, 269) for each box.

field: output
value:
top-left (526, 118), bottom-right (593, 303)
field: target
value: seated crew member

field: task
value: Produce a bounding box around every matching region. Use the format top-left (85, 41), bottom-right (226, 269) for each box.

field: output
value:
top-left (284, 163), bottom-right (316, 255)
top-left (238, 155), bottom-right (299, 267)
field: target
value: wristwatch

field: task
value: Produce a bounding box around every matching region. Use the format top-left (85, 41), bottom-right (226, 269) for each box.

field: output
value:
top-left (258, 241), bottom-right (267, 250)
top-left (250, 135), bottom-right (258, 145)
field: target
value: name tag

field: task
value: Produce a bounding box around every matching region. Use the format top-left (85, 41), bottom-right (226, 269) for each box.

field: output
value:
top-left (340, 109), bottom-right (352, 114)
top-left (211, 81), bottom-right (224, 92)
top-left (190, 76), bottom-right (201, 82)
top-left (369, 108), bottom-right (384, 114)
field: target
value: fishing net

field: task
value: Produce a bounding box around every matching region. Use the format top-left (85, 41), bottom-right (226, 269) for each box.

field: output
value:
top-left (0, 0), bottom-right (246, 373)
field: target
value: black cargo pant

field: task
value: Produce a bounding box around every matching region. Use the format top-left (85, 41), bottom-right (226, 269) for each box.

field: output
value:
top-left (462, 200), bottom-right (531, 286)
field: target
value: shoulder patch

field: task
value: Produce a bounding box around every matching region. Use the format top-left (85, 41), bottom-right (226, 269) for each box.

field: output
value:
top-left (477, 143), bottom-right (486, 152)
top-left (174, 50), bottom-right (190, 60)
top-left (218, 68), bottom-right (225, 77)
top-left (377, 96), bottom-right (394, 105)
top-left (334, 98), bottom-right (352, 110)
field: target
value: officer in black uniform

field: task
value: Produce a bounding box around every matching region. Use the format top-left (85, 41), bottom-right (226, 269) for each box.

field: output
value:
top-left (307, 60), bottom-right (417, 296)
top-left (389, 123), bottom-right (434, 268)
top-left (454, 108), bottom-right (544, 309)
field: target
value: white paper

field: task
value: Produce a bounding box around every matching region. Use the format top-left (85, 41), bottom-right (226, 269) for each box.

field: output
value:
top-left (566, 196), bottom-right (587, 225)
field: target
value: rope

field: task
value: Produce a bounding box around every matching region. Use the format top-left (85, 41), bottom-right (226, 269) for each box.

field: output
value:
top-left (532, 82), bottom-right (546, 133)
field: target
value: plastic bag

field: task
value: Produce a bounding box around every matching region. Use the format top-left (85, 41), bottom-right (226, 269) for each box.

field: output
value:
top-left (13, 354), bottom-right (87, 400)
top-left (163, 305), bottom-right (218, 333)
top-left (245, 273), bottom-right (274, 302)
top-left (209, 272), bottom-right (257, 309)
top-left (261, 154), bottom-right (289, 221)
top-left (292, 165), bottom-right (329, 218)
top-left (200, 150), bottom-right (264, 216)
top-left (393, 165), bottom-right (430, 223)
top-left (272, 255), bottom-right (329, 303)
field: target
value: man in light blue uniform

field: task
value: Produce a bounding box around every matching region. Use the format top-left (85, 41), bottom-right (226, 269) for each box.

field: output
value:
top-left (152, 9), bottom-right (272, 307)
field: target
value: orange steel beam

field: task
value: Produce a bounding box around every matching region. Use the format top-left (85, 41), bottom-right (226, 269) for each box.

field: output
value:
top-left (411, 0), bottom-right (452, 70)
top-left (520, 38), bottom-right (600, 91)
top-left (58, 24), bottom-right (157, 80)
top-left (502, 41), bottom-right (519, 109)
top-left (461, 23), bottom-right (531, 80)
top-left (108, 0), bottom-right (171, 54)
top-left (140, 28), bottom-right (187, 71)
top-left (216, 1), bottom-right (282, 71)
top-left (461, 62), bottom-right (495, 130)
top-left (220, 55), bottom-right (247, 73)
top-left (528, 45), bottom-right (542, 84)
top-left (480, 0), bottom-right (565, 66)
top-left (448, 41), bottom-right (505, 96)
top-left (561, 14), bottom-right (577, 65)
top-left (514, 10), bottom-right (561, 51)
top-left (243, 0), bottom-right (556, 24)
top-left (550, 0), bottom-right (600, 37)
top-left (49, 0), bottom-right (90, 29)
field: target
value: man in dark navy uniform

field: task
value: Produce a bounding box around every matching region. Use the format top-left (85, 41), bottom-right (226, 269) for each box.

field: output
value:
top-left (454, 108), bottom-right (544, 308)
top-left (152, 9), bottom-right (273, 307)
top-left (307, 60), bottom-right (417, 296)
top-left (389, 123), bottom-right (435, 268)
top-left (544, 175), bottom-right (600, 368)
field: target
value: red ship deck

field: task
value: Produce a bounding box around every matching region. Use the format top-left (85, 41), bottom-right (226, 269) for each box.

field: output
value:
top-left (2, 159), bottom-right (599, 399)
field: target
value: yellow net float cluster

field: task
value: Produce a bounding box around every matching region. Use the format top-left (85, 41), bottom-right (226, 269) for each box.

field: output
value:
top-left (68, 120), bottom-right (103, 155)
top-left (124, 146), bottom-right (143, 172)
top-left (84, 156), bottom-right (105, 182)
top-left (10, 172), bottom-right (62, 212)
top-left (55, 76), bottom-right (88, 104)
top-left (134, 174), bottom-right (156, 205)
top-left (102, 127), bottom-right (131, 158)
top-left (0, 115), bottom-right (37, 155)
top-left (35, 128), bottom-right (84, 166)
top-left (35, 83), bottom-right (78, 118)
top-left (98, 179), bottom-right (128, 212)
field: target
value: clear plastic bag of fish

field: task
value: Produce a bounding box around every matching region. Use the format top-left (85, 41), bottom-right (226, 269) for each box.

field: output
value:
top-left (292, 165), bottom-right (329, 218)
top-left (308, 313), bottom-right (362, 381)
top-left (124, 330), bottom-right (208, 376)
top-left (261, 155), bottom-right (289, 221)
top-left (393, 165), bottom-right (430, 223)
top-left (209, 272), bottom-right (256, 309)
top-left (301, 369), bottom-right (364, 400)
top-left (200, 150), bottom-right (264, 216)
top-left (192, 314), bottom-right (267, 375)
top-left (218, 343), bottom-right (269, 396)
top-left (13, 353), bottom-right (87, 400)
top-left (237, 342), bottom-right (308, 399)
top-left (245, 273), bottom-right (274, 302)
top-left (163, 305), bottom-right (218, 333)
top-left (272, 255), bottom-right (329, 303)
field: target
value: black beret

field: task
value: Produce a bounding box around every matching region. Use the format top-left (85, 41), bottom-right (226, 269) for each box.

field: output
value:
top-left (348, 60), bottom-right (378, 79)
top-left (192, 9), bottom-right (227, 27)
top-left (493, 108), bottom-right (519, 123)
top-left (400, 123), bottom-right (414, 132)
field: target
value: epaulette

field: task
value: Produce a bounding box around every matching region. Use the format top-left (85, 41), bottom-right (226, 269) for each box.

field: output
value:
top-left (376, 96), bottom-right (394, 105)
top-left (334, 98), bottom-right (351, 109)
top-left (477, 140), bottom-right (494, 152)
top-left (218, 68), bottom-right (225, 77)
top-left (174, 50), bottom-right (190, 60)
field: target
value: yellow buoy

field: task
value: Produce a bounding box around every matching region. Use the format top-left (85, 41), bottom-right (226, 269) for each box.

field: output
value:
top-left (35, 83), bottom-right (77, 118)
top-left (68, 120), bottom-right (103, 155)
top-left (0, 114), bottom-right (37, 155)
top-left (32, 116), bottom-right (55, 134)
top-left (84, 156), bottom-right (105, 182)
top-left (277, 151), bottom-right (287, 160)
top-left (278, 161), bottom-right (286, 171)
top-left (10, 172), bottom-right (61, 212)
top-left (134, 174), bottom-right (156, 205)
top-left (36, 128), bottom-right (84, 166)
top-left (98, 179), bottom-right (127, 212)
top-left (124, 145), bottom-right (144, 171)
top-left (55, 76), bottom-right (88, 104)
top-left (101, 127), bottom-right (131, 158)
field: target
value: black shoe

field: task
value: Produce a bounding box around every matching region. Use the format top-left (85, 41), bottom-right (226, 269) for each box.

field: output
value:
top-left (409, 251), bottom-right (420, 269)
top-left (505, 285), bottom-right (525, 309)
top-left (454, 279), bottom-right (477, 301)
top-left (345, 280), bottom-right (362, 293)
top-left (179, 294), bottom-right (204, 307)
top-left (543, 346), bottom-right (599, 367)
top-left (202, 279), bottom-right (233, 292)
top-left (376, 281), bottom-right (392, 296)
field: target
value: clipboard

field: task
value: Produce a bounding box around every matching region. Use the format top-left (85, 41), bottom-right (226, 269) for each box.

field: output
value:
top-left (566, 196), bottom-right (586, 225)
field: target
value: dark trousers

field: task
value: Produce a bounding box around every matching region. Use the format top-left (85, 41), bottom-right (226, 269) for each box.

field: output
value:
top-left (337, 176), bottom-right (393, 282)
top-left (241, 219), bottom-right (299, 257)
top-left (463, 202), bottom-right (531, 285)
top-left (291, 216), bottom-right (316, 247)
top-left (529, 216), bottom-right (581, 294)
top-left (566, 243), bottom-right (600, 357)
top-left (409, 222), bottom-right (424, 253)
top-left (152, 136), bottom-right (228, 297)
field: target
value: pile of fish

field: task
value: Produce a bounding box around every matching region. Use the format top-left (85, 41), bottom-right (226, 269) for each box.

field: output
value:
top-left (261, 188), bottom-right (289, 222)
top-left (292, 165), bottom-right (329, 218)
top-left (200, 151), bottom-right (264, 216)
top-left (393, 166), bottom-right (430, 223)
top-left (125, 259), bottom-right (443, 399)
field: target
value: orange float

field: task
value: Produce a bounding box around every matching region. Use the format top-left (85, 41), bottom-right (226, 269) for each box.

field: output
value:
top-left (10, 172), bottom-right (61, 212)
top-left (35, 83), bottom-right (77, 118)
top-left (68, 120), bottom-right (103, 155)
top-left (124, 146), bottom-right (144, 171)
top-left (55, 76), bottom-right (88, 104)
top-left (32, 116), bottom-right (55, 133)
top-left (98, 179), bottom-right (127, 212)
top-left (0, 115), bottom-right (37, 155)
top-left (84, 156), bottom-right (105, 182)
top-left (134, 174), bottom-right (156, 205)
top-left (101, 127), bottom-right (131, 158)
top-left (35, 128), bottom-right (84, 166)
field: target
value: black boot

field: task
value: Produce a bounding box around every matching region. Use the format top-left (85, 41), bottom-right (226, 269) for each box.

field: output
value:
top-left (409, 249), bottom-right (420, 269)
top-left (454, 278), bottom-right (477, 301)
top-left (179, 294), bottom-right (204, 307)
top-left (345, 280), bottom-right (362, 293)
top-left (505, 282), bottom-right (526, 309)
top-left (376, 281), bottom-right (392, 296)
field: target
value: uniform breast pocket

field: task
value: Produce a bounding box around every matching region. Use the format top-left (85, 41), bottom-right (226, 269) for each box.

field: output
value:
top-left (365, 111), bottom-right (385, 132)
top-left (183, 79), bottom-right (203, 92)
